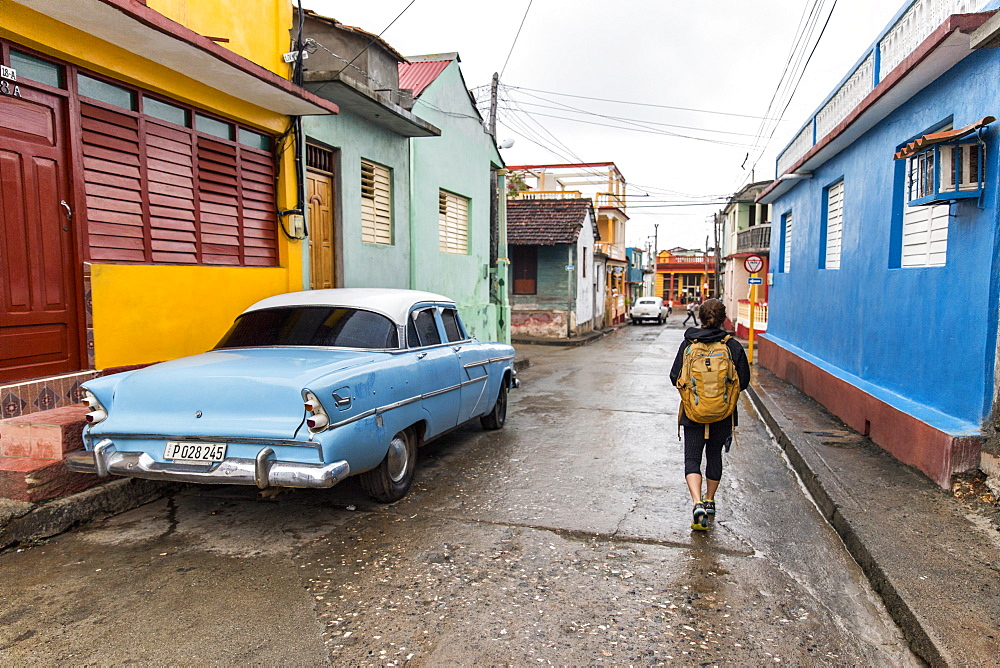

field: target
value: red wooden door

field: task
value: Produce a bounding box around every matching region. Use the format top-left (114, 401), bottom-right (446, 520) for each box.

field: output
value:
top-left (0, 85), bottom-right (81, 383)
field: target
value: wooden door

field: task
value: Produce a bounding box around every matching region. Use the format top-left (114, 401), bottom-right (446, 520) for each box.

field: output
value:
top-left (0, 85), bottom-right (81, 383)
top-left (307, 170), bottom-right (335, 289)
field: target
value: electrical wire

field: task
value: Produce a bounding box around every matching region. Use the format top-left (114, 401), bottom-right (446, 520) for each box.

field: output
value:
top-left (503, 84), bottom-right (793, 123)
top-left (500, 0), bottom-right (533, 80)
top-left (503, 95), bottom-right (762, 138)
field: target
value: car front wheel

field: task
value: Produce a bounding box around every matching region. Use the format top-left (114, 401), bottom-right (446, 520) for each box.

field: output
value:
top-left (480, 383), bottom-right (508, 430)
top-left (359, 429), bottom-right (416, 503)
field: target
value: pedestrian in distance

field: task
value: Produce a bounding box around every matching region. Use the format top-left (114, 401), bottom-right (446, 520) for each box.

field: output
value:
top-left (666, 299), bottom-right (673, 316)
top-left (669, 298), bottom-right (750, 531)
top-left (682, 299), bottom-right (698, 326)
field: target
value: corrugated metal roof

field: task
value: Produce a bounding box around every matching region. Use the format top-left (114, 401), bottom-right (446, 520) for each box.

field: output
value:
top-left (398, 60), bottom-right (451, 97)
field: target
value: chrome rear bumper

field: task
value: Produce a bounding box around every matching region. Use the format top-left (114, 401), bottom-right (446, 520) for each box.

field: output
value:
top-left (65, 440), bottom-right (350, 489)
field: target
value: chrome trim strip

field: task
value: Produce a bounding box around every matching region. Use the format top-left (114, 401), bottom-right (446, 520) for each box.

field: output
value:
top-left (422, 382), bottom-right (462, 399)
top-left (375, 394), bottom-right (423, 415)
top-left (463, 360), bottom-right (491, 369)
top-left (85, 433), bottom-right (321, 451)
top-left (490, 354), bottom-right (515, 362)
top-left (460, 376), bottom-right (487, 387)
top-left (327, 408), bottom-right (377, 431)
top-left (64, 447), bottom-right (351, 489)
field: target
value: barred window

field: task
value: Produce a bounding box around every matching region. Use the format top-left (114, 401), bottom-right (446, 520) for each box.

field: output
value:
top-left (361, 160), bottom-right (392, 245)
top-left (438, 190), bottom-right (469, 254)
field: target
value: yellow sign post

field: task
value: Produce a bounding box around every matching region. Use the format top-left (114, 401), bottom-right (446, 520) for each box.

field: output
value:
top-left (743, 254), bottom-right (764, 365)
top-left (748, 276), bottom-right (757, 364)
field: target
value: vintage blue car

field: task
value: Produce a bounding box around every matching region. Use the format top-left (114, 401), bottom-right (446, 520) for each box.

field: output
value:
top-left (66, 289), bottom-right (518, 502)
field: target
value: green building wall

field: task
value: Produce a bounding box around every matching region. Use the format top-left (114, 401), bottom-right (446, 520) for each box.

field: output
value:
top-left (302, 112), bottom-right (411, 289)
top-left (409, 62), bottom-right (507, 343)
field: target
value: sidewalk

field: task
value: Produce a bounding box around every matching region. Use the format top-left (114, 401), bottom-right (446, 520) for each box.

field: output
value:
top-left (511, 325), bottom-right (620, 348)
top-left (748, 366), bottom-right (1000, 667)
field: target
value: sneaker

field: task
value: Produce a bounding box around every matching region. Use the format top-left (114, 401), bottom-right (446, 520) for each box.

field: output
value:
top-left (702, 498), bottom-right (716, 515)
top-left (691, 503), bottom-right (709, 531)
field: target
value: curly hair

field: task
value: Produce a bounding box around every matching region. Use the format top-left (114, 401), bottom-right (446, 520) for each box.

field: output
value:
top-left (699, 298), bottom-right (727, 329)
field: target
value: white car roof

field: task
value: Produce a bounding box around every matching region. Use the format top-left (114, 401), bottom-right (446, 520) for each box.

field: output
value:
top-left (244, 288), bottom-right (455, 326)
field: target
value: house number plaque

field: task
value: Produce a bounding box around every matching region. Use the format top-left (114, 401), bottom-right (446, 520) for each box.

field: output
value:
top-left (0, 66), bottom-right (22, 98)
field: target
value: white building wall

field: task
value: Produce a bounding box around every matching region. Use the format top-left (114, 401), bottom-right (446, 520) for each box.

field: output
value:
top-left (575, 222), bottom-right (595, 329)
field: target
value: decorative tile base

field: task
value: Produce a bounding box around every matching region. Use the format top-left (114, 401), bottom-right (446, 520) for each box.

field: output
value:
top-left (0, 371), bottom-right (99, 420)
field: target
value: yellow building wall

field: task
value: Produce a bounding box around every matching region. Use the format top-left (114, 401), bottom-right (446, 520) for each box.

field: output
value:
top-left (2, 2), bottom-right (306, 369)
top-left (90, 265), bottom-right (293, 368)
top-left (146, 0), bottom-right (293, 75)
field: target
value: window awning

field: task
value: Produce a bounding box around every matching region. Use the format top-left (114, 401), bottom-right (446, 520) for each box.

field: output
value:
top-left (893, 116), bottom-right (994, 160)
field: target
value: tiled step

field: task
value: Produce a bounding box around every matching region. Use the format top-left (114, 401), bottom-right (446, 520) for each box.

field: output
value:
top-left (0, 456), bottom-right (100, 502)
top-left (0, 405), bottom-right (88, 459)
top-left (0, 405), bottom-right (98, 502)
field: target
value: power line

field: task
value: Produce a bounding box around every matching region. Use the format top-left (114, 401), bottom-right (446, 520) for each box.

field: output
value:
top-left (500, 0), bottom-right (533, 79)
top-left (504, 85), bottom-right (794, 122)
top-left (499, 106), bottom-right (758, 148)
top-left (504, 95), bottom-right (762, 138)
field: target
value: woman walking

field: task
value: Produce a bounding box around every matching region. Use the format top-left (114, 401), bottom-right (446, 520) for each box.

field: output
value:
top-left (669, 299), bottom-right (750, 530)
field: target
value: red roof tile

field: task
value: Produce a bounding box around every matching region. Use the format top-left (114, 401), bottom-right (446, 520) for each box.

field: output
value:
top-left (398, 60), bottom-right (451, 97)
top-left (507, 198), bottom-right (597, 245)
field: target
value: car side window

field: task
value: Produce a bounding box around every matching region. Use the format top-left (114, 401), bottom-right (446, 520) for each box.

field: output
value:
top-left (412, 308), bottom-right (442, 347)
top-left (440, 308), bottom-right (465, 343)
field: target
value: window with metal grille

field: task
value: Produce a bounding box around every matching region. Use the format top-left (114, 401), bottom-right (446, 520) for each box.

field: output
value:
top-left (823, 181), bottom-right (843, 270)
top-left (438, 189), bottom-right (469, 254)
top-left (361, 160), bottom-right (392, 245)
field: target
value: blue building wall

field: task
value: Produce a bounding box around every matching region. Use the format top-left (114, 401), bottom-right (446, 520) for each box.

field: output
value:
top-left (768, 46), bottom-right (1000, 431)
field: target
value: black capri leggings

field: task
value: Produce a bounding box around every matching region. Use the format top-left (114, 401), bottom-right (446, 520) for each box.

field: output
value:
top-left (683, 420), bottom-right (732, 481)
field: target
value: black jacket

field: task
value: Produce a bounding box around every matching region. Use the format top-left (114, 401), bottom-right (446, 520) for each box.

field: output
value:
top-left (669, 327), bottom-right (751, 427)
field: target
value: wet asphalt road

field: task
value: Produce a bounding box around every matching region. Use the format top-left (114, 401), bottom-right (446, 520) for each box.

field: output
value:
top-left (0, 319), bottom-right (919, 666)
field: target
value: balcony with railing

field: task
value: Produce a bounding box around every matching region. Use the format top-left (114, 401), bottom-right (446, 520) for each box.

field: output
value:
top-left (737, 299), bottom-right (768, 335)
top-left (515, 190), bottom-right (584, 200)
top-left (596, 241), bottom-right (626, 262)
top-left (595, 191), bottom-right (626, 210)
top-left (736, 223), bottom-right (771, 254)
top-left (774, 0), bottom-right (988, 178)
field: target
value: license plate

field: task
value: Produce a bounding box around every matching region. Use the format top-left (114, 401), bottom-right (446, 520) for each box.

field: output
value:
top-left (164, 441), bottom-right (227, 462)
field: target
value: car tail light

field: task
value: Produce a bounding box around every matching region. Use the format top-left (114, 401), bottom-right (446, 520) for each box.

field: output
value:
top-left (302, 390), bottom-right (331, 434)
top-left (82, 389), bottom-right (108, 425)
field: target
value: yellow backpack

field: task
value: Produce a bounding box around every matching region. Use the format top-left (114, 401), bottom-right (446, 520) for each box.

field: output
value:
top-left (676, 335), bottom-right (740, 428)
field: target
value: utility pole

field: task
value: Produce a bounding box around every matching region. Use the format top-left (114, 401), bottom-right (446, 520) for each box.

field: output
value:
top-left (704, 235), bottom-right (710, 299)
top-left (488, 72), bottom-right (499, 269)
top-left (713, 212), bottom-right (722, 301)
top-left (488, 72), bottom-right (499, 138)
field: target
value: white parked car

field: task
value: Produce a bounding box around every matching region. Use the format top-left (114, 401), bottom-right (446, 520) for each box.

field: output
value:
top-left (630, 296), bottom-right (668, 325)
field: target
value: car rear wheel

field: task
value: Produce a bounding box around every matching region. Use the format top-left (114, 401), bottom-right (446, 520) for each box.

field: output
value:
top-left (359, 429), bottom-right (416, 503)
top-left (480, 383), bottom-right (508, 430)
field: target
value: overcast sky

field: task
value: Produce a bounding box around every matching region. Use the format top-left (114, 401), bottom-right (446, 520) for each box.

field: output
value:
top-left (304, 0), bottom-right (911, 252)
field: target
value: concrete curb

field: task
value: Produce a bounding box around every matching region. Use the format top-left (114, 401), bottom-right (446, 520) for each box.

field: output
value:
top-left (745, 382), bottom-right (946, 666)
top-left (512, 326), bottom-right (622, 348)
top-left (0, 478), bottom-right (178, 551)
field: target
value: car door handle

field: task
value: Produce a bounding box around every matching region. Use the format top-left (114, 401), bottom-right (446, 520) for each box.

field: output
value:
top-left (417, 352), bottom-right (427, 359)
top-left (453, 346), bottom-right (462, 352)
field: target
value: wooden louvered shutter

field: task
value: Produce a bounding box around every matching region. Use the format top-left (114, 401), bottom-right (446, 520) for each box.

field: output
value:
top-left (145, 121), bottom-right (196, 263)
top-left (240, 149), bottom-right (278, 266)
top-left (197, 138), bottom-right (241, 265)
top-left (361, 160), bottom-right (391, 244)
top-left (438, 190), bottom-right (469, 254)
top-left (80, 103), bottom-right (146, 261)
